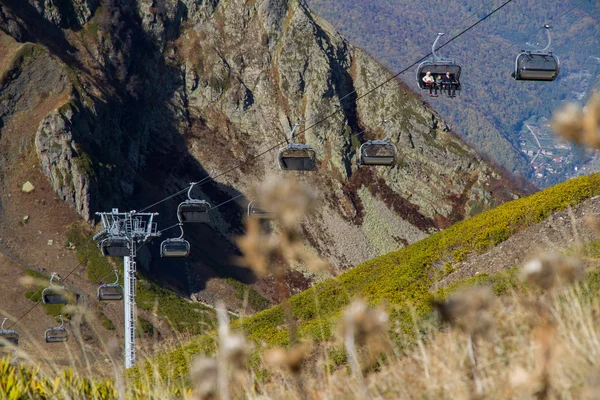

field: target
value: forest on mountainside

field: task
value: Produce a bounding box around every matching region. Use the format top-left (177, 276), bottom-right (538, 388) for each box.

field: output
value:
top-left (308, 0), bottom-right (600, 186)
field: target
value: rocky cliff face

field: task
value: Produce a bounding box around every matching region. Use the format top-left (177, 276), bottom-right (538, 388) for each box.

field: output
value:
top-left (0, 0), bottom-right (520, 296)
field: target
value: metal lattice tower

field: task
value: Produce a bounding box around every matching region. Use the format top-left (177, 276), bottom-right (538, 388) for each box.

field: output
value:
top-left (94, 209), bottom-right (159, 368)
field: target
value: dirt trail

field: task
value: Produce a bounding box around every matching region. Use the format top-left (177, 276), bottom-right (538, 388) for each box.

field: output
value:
top-left (432, 196), bottom-right (600, 291)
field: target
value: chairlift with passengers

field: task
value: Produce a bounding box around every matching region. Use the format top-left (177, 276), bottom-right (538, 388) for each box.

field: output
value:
top-left (42, 273), bottom-right (70, 305)
top-left (416, 33), bottom-right (461, 92)
top-left (99, 235), bottom-right (130, 257)
top-left (247, 201), bottom-right (276, 220)
top-left (178, 182), bottom-right (211, 223)
top-left (160, 223), bottom-right (191, 257)
top-left (513, 25), bottom-right (560, 81)
top-left (97, 270), bottom-right (124, 301)
top-left (358, 120), bottom-right (398, 167)
top-left (278, 124), bottom-right (317, 171)
top-left (44, 315), bottom-right (69, 343)
top-left (0, 318), bottom-right (19, 347)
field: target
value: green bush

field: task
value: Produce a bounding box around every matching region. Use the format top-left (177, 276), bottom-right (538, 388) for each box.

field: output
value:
top-left (99, 311), bottom-right (116, 331)
top-left (136, 277), bottom-right (215, 334)
top-left (23, 269), bottom-right (73, 317)
top-left (136, 318), bottom-right (154, 337)
top-left (0, 357), bottom-right (116, 398)
top-left (225, 278), bottom-right (271, 312)
top-left (67, 225), bottom-right (121, 285)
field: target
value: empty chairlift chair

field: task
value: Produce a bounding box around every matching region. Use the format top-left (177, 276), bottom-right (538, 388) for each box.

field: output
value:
top-left (278, 124), bottom-right (317, 171)
top-left (178, 183), bottom-right (211, 223)
top-left (42, 273), bottom-right (70, 305)
top-left (97, 270), bottom-right (124, 301)
top-left (247, 201), bottom-right (276, 220)
top-left (416, 33), bottom-right (461, 93)
top-left (358, 120), bottom-right (398, 167)
top-left (0, 318), bottom-right (19, 347)
top-left (160, 223), bottom-right (191, 258)
top-left (99, 235), bottom-right (130, 257)
top-left (513, 25), bottom-right (560, 81)
top-left (45, 315), bottom-right (69, 343)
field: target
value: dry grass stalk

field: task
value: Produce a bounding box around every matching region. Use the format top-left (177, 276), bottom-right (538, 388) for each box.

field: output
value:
top-left (434, 286), bottom-right (496, 338)
top-left (238, 177), bottom-right (330, 347)
top-left (189, 357), bottom-right (218, 400)
top-left (342, 299), bottom-right (389, 398)
top-left (521, 253), bottom-right (585, 291)
top-left (552, 92), bottom-right (600, 148)
top-left (239, 177), bottom-right (331, 278)
top-left (187, 303), bottom-right (248, 400)
top-left (264, 343), bottom-right (312, 399)
top-left (433, 286), bottom-right (496, 396)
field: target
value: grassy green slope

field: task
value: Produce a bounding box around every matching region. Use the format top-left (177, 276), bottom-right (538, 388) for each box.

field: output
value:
top-left (135, 173), bottom-right (600, 380)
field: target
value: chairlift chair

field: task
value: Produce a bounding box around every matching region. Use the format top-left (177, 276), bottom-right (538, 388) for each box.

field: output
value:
top-left (0, 318), bottom-right (19, 347)
top-left (42, 273), bottom-right (70, 305)
top-left (513, 25), bottom-right (559, 81)
top-left (97, 270), bottom-right (124, 301)
top-left (44, 315), bottom-right (69, 343)
top-left (416, 33), bottom-right (462, 91)
top-left (99, 236), bottom-right (130, 257)
top-left (247, 201), bottom-right (276, 220)
top-left (160, 224), bottom-right (191, 257)
top-left (358, 120), bottom-right (398, 166)
top-left (278, 124), bottom-right (317, 171)
top-left (178, 183), bottom-right (211, 223)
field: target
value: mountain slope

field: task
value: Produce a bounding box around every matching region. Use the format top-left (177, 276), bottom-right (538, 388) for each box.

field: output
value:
top-left (136, 172), bottom-right (600, 380)
top-left (0, 0), bottom-right (520, 306)
top-left (307, 0), bottom-right (600, 186)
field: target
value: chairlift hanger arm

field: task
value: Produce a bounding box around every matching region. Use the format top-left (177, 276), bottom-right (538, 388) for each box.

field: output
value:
top-left (288, 123), bottom-right (301, 143)
top-left (541, 25), bottom-right (552, 52)
top-left (432, 33), bottom-right (444, 61)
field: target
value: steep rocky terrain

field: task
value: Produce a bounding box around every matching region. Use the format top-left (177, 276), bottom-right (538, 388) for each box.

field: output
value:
top-left (0, 0), bottom-right (521, 345)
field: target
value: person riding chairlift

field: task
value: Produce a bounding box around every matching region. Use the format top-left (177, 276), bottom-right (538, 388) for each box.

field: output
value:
top-left (442, 71), bottom-right (456, 97)
top-left (422, 71), bottom-right (438, 97)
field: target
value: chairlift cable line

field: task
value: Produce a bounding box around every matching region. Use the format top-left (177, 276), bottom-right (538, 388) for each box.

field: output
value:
top-left (231, 0), bottom-right (499, 161)
top-left (156, 222), bottom-right (182, 236)
top-left (205, 127), bottom-right (376, 212)
top-left (335, 0), bottom-right (501, 106)
top-left (2, 0), bottom-right (567, 335)
top-left (2, 0), bottom-right (552, 332)
top-left (0, 0), bottom-right (567, 345)
top-left (492, 0), bottom-right (589, 59)
top-left (139, 0), bottom-right (517, 214)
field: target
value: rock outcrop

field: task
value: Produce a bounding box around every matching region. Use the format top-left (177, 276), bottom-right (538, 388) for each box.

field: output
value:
top-left (0, 0), bottom-right (520, 277)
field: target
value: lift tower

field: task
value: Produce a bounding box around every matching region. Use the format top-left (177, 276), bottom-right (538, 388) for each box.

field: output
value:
top-left (94, 209), bottom-right (159, 368)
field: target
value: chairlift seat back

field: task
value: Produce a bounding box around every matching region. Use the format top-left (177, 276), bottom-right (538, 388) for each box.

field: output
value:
top-left (359, 141), bottom-right (398, 166)
top-left (278, 145), bottom-right (317, 171)
top-left (160, 238), bottom-right (191, 258)
top-left (514, 52), bottom-right (559, 81)
top-left (42, 287), bottom-right (69, 305)
top-left (45, 328), bottom-right (69, 343)
top-left (100, 237), bottom-right (130, 257)
top-left (0, 330), bottom-right (19, 347)
top-left (178, 200), bottom-right (211, 223)
top-left (97, 284), bottom-right (124, 301)
top-left (416, 62), bottom-right (462, 90)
